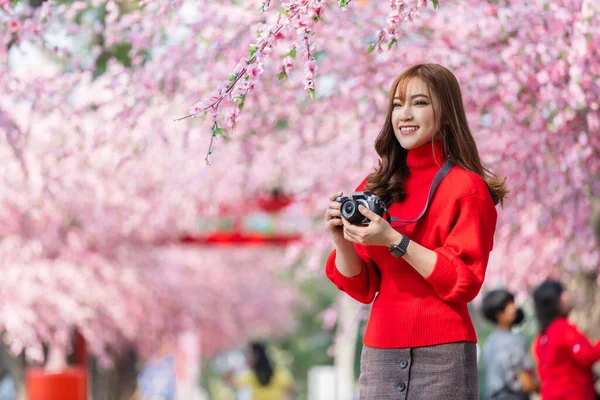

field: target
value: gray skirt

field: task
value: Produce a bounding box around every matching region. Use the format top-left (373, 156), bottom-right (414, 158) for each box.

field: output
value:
top-left (359, 342), bottom-right (478, 400)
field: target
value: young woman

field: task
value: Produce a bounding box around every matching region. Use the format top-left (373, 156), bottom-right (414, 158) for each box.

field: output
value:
top-left (227, 341), bottom-right (295, 400)
top-left (532, 280), bottom-right (600, 400)
top-left (324, 64), bottom-right (505, 399)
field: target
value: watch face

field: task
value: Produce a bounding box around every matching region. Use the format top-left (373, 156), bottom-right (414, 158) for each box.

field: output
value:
top-left (390, 246), bottom-right (403, 258)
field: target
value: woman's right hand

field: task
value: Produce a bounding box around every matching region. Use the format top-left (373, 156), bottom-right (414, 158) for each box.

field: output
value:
top-left (325, 192), bottom-right (347, 244)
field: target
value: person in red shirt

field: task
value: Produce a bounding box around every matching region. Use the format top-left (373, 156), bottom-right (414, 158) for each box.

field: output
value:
top-left (532, 279), bottom-right (600, 400)
top-left (324, 63), bottom-right (506, 399)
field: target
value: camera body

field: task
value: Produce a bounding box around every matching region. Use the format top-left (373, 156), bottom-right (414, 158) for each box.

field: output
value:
top-left (334, 191), bottom-right (384, 225)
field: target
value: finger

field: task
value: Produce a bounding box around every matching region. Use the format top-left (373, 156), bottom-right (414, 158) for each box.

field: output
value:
top-left (342, 219), bottom-right (362, 236)
top-left (358, 205), bottom-right (380, 221)
top-left (325, 209), bottom-right (341, 220)
top-left (326, 218), bottom-right (343, 229)
top-left (343, 229), bottom-right (358, 243)
top-left (343, 225), bottom-right (363, 243)
top-left (328, 201), bottom-right (341, 209)
top-left (329, 191), bottom-right (343, 201)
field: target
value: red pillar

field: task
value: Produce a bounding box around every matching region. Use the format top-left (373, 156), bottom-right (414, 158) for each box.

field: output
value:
top-left (73, 331), bottom-right (88, 367)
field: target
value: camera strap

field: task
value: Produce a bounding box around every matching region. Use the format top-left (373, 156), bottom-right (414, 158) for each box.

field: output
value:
top-left (384, 160), bottom-right (454, 229)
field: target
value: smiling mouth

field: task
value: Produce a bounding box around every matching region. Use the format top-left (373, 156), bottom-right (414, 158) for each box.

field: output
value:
top-left (399, 126), bottom-right (419, 133)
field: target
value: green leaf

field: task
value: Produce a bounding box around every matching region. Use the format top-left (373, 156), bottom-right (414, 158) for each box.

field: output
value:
top-left (388, 38), bottom-right (398, 50)
top-left (277, 71), bottom-right (288, 80)
top-left (367, 44), bottom-right (375, 54)
top-left (313, 15), bottom-right (320, 22)
top-left (248, 46), bottom-right (258, 60)
top-left (338, 0), bottom-right (350, 8)
top-left (228, 75), bottom-right (238, 82)
top-left (275, 118), bottom-right (289, 130)
top-left (233, 95), bottom-right (246, 110)
top-left (432, 0), bottom-right (439, 8)
top-left (309, 88), bottom-right (316, 100)
top-left (213, 127), bottom-right (228, 137)
top-left (92, 52), bottom-right (110, 79)
top-left (113, 42), bottom-right (133, 68)
top-left (288, 48), bottom-right (297, 58)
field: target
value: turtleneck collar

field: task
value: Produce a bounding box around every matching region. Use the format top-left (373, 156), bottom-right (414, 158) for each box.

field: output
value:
top-left (406, 140), bottom-right (447, 172)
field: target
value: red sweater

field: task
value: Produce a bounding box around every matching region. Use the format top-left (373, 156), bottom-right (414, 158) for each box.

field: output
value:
top-left (533, 318), bottom-right (600, 400)
top-left (325, 140), bottom-right (497, 348)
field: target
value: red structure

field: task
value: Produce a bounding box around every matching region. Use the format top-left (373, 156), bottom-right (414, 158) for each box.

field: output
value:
top-left (26, 367), bottom-right (87, 400)
top-left (181, 231), bottom-right (300, 245)
top-left (183, 190), bottom-right (301, 246)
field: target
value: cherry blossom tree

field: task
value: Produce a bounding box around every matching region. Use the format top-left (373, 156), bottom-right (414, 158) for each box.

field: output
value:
top-left (0, 0), bottom-right (300, 361)
top-left (1, 0), bottom-right (598, 368)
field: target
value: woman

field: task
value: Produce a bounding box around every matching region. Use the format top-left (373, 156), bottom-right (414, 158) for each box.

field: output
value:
top-left (0, 365), bottom-right (15, 400)
top-left (228, 341), bottom-right (295, 400)
top-left (532, 279), bottom-right (600, 400)
top-left (324, 64), bottom-right (505, 399)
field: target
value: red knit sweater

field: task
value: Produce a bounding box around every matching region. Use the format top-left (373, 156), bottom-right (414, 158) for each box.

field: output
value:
top-left (326, 140), bottom-right (498, 348)
top-left (533, 318), bottom-right (600, 400)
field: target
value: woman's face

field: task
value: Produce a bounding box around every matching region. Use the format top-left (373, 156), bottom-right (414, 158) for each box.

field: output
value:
top-left (391, 78), bottom-right (442, 150)
top-left (559, 291), bottom-right (574, 315)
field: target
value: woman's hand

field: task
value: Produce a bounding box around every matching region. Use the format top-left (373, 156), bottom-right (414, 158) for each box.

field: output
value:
top-left (324, 192), bottom-right (347, 245)
top-left (342, 205), bottom-right (401, 247)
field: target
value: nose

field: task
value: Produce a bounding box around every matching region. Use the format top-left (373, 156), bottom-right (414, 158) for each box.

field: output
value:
top-left (398, 107), bottom-right (412, 121)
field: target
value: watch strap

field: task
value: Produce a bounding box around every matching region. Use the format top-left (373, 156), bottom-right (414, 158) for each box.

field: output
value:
top-left (390, 235), bottom-right (410, 258)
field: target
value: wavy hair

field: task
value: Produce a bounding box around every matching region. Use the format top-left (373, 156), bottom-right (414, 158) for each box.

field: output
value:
top-left (365, 64), bottom-right (506, 205)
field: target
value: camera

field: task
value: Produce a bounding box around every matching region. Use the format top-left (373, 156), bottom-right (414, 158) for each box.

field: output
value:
top-left (334, 191), bottom-right (384, 225)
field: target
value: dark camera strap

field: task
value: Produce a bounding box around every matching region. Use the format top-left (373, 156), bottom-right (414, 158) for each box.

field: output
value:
top-left (384, 160), bottom-right (454, 229)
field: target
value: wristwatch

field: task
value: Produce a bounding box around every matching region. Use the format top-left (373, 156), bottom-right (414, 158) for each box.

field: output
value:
top-left (389, 235), bottom-right (410, 258)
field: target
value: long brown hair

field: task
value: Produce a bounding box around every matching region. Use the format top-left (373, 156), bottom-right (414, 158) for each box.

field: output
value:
top-left (365, 64), bottom-right (506, 205)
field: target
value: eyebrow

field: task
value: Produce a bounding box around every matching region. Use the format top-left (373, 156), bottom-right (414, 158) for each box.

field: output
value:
top-left (393, 94), bottom-right (430, 101)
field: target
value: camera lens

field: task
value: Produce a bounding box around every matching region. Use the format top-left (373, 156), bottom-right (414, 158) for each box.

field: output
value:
top-left (342, 201), bottom-right (356, 218)
top-left (341, 200), bottom-right (367, 224)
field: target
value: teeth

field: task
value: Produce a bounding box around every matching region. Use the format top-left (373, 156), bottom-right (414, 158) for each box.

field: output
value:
top-left (400, 126), bottom-right (418, 132)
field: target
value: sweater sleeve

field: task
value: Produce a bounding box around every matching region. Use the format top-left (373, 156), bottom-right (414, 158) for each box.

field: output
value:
top-left (562, 323), bottom-right (600, 368)
top-left (325, 244), bottom-right (381, 304)
top-left (424, 191), bottom-right (497, 303)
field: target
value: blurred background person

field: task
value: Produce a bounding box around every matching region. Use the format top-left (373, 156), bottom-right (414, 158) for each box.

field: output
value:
top-left (225, 341), bottom-right (295, 400)
top-left (0, 365), bottom-right (15, 400)
top-left (481, 289), bottom-right (538, 400)
top-left (532, 279), bottom-right (600, 400)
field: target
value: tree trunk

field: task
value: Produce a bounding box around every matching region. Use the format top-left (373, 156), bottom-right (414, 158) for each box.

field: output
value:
top-left (91, 348), bottom-right (138, 400)
top-left (568, 272), bottom-right (600, 339)
top-left (570, 196), bottom-right (600, 339)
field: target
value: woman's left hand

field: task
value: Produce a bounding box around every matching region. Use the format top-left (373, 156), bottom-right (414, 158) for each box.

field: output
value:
top-left (342, 205), bottom-right (400, 247)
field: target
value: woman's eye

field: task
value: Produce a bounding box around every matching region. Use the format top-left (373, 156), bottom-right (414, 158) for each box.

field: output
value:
top-left (393, 103), bottom-right (402, 108)
top-left (415, 101), bottom-right (429, 106)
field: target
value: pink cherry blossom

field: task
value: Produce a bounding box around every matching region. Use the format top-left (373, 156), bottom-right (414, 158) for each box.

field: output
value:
top-left (1, 0), bottom-right (599, 359)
